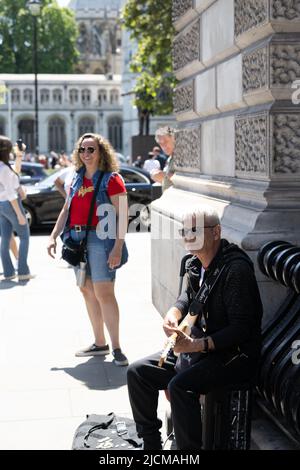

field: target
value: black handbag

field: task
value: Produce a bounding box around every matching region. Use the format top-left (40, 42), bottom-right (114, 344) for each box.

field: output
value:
top-left (72, 412), bottom-right (142, 450)
top-left (61, 172), bottom-right (104, 266)
top-left (61, 237), bottom-right (86, 267)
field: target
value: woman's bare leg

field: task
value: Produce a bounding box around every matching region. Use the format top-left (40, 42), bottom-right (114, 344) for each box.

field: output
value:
top-left (79, 277), bottom-right (106, 346)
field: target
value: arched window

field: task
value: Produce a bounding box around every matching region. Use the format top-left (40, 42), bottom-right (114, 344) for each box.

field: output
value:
top-left (18, 119), bottom-right (34, 151)
top-left (69, 89), bottom-right (78, 105)
top-left (40, 89), bottom-right (50, 105)
top-left (23, 89), bottom-right (33, 105)
top-left (0, 119), bottom-right (5, 135)
top-left (82, 89), bottom-right (91, 105)
top-left (78, 117), bottom-right (95, 136)
top-left (98, 89), bottom-right (107, 106)
top-left (53, 89), bottom-right (62, 104)
top-left (11, 89), bottom-right (20, 104)
top-left (48, 117), bottom-right (66, 152)
top-left (110, 89), bottom-right (119, 105)
top-left (108, 116), bottom-right (122, 152)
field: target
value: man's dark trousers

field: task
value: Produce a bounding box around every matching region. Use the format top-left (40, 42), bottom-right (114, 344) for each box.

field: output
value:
top-left (127, 351), bottom-right (258, 450)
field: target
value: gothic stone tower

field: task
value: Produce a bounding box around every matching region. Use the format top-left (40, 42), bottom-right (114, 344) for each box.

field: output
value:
top-left (69, 0), bottom-right (122, 75)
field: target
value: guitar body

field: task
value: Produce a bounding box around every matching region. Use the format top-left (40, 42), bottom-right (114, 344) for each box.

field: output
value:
top-left (158, 313), bottom-right (198, 367)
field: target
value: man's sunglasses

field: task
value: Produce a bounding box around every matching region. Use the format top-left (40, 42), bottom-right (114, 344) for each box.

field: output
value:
top-left (78, 146), bottom-right (96, 154)
top-left (178, 225), bottom-right (217, 238)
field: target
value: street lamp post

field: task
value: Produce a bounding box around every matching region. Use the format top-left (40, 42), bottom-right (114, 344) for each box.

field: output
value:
top-left (28, 0), bottom-right (41, 157)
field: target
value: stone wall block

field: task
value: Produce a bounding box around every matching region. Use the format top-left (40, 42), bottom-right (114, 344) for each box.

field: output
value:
top-left (173, 20), bottom-right (204, 80)
top-left (235, 0), bottom-right (300, 49)
top-left (173, 81), bottom-right (198, 120)
top-left (235, 113), bottom-right (269, 178)
top-left (217, 54), bottom-right (246, 111)
top-left (272, 112), bottom-right (300, 178)
top-left (243, 40), bottom-right (300, 105)
top-left (194, 0), bottom-right (217, 14)
top-left (202, 116), bottom-right (235, 176)
top-left (202, 0), bottom-right (239, 67)
top-left (173, 126), bottom-right (201, 172)
top-left (195, 68), bottom-right (218, 116)
top-left (172, 0), bottom-right (198, 31)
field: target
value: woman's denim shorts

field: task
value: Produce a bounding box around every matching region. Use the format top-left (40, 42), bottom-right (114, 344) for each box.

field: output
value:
top-left (70, 229), bottom-right (116, 282)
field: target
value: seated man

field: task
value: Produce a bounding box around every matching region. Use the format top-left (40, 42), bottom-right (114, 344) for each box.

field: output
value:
top-left (127, 205), bottom-right (262, 450)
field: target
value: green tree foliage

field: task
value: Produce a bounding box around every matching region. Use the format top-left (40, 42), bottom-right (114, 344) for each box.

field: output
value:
top-left (0, 0), bottom-right (79, 73)
top-left (122, 0), bottom-right (176, 115)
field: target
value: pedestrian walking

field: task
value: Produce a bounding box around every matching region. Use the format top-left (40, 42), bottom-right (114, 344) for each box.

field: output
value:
top-left (143, 152), bottom-right (160, 173)
top-left (0, 135), bottom-right (34, 281)
top-left (47, 133), bottom-right (129, 366)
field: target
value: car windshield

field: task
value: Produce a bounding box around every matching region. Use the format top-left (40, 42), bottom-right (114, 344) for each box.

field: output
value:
top-left (37, 168), bottom-right (70, 188)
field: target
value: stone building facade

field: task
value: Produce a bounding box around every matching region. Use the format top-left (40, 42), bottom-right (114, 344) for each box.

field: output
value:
top-left (152, 0), bottom-right (300, 324)
top-left (0, 74), bottom-right (122, 155)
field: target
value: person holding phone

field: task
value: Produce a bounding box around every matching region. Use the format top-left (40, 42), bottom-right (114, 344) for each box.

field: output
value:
top-left (0, 135), bottom-right (34, 281)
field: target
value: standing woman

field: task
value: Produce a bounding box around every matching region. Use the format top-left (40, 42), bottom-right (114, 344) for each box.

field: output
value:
top-left (47, 133), bottom-right (129, 366)
top-left (0, 136), bottom-right (33, 281)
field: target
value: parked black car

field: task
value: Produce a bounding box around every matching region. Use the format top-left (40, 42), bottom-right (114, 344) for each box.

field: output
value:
top-left (23, 166), bottom-right (162, 229)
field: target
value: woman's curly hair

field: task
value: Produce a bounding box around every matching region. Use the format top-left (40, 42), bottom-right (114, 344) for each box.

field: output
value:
top-left (72, 133), bottom-right (119, 172)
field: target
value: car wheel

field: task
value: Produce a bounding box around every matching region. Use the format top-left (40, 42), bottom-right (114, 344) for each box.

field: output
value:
top-left (23, 206), bottom-right (35, 228)
top-left (139, 205), bottom-right (151, 230)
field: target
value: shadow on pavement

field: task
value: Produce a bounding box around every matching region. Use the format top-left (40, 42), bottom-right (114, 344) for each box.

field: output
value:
top-left (51, 356), bottom-right (128, 390)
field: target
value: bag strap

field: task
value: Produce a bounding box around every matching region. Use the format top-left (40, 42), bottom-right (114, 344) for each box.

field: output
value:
top-left (83, 413), bottom-right (142, 449)
top-left (188, 259), bottom-right (226, 316)
top-left (82, 172), bottom-right (105, 248)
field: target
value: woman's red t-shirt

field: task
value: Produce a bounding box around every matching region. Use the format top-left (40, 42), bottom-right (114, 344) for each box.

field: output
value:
top-left (69, 174), bottom-right (126, 227)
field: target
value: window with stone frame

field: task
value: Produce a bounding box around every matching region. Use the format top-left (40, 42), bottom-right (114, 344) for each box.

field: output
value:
top-left (78, 117), bottom-right (95, 136)
top-left (53, 89), bottom-right (62, 105)
top-left (108, 116), bottom-right (122, 152)
top-left (110, 89), bottom-right (119, 105)
top-left (0, 119), bottom-right (5, 136)
top-left (23, 89), bottom-right (33, 105)
top-left (98, 89), bottom-right (107, 106)
top-left (82, 89), bottom-right (91, 105)
top-left (48, 117), bottom-right (66, 153)
top-left (69, 88), bottom-right (79, 105)
top-left (11, 89), bottom-right (20, 104)
top-left (40, 89), bottom-right (50, 105)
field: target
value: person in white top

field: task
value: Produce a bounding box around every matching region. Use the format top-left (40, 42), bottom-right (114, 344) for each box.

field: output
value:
top-left (54, 165), bottom-right (76, 199)
top-left (143, 152), bottom-right (160, 173)
top-left (0, 135), bottom-right (34, 281)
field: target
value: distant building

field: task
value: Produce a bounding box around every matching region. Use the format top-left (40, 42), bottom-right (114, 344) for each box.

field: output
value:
top-left (0, 74), bottom-right (122, 154)
top-left (69, 0), bottom-right (122, 75)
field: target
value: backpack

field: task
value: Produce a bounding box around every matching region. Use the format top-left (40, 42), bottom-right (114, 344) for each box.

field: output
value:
top-left (72, 412), bottom-right (143, 450)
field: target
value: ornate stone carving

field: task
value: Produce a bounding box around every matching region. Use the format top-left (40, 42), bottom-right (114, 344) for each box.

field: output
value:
top-left (174, 126), bottom-right (201, 171)
top-left (271, 0), bottom-right (300, 21)
top-left (271, 44), bottom-right (300, 86)
top-left (234, 0), bottom-right (268, 37)
top-left (235, 114), bottom-right (268, 174)
top-left (243, 47), bottom-right (268, 93)
top-left (273, 114), bottom-right (300, 174)
top-left (172, 0), bottom-right (193, 24)
top-left (173, 21), bottom-right (200, 72)
top-left (173, 82), bottom-right (194, 114)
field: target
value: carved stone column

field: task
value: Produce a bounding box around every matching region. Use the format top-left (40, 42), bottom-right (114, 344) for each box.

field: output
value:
top-left (151, 0), bottom-right (300, 322)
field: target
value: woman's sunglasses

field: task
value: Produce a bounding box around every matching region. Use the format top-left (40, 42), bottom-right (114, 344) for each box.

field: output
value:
top-left (78, 146), bottom-right (96, 154)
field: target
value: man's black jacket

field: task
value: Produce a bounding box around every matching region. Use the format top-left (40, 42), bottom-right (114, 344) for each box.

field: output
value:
top-left (174, 239), bottom-right (263, 359)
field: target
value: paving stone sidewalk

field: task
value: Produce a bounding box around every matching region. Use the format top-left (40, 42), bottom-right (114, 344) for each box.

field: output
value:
top-left (0, 232), bottom-right (166, 450)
